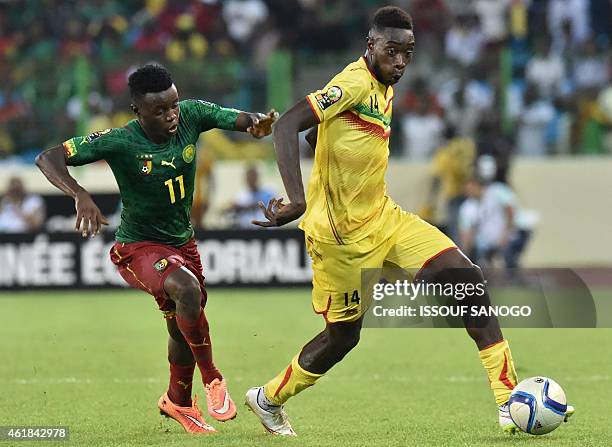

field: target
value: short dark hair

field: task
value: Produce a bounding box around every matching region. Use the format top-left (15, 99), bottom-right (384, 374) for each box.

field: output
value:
top-left (128, 64), bottom-right (173, 99)
top-left (371, 6), bottom-right (413, 31)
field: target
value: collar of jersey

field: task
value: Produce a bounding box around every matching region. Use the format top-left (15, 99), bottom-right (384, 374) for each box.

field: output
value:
top-left (128, 120), bottom-right (174, 150)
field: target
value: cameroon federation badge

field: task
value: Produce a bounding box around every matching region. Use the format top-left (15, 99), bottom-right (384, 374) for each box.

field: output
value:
top-left (154, 258), bottom-right (168, 272)
top-left (182, 144), bottom-right (195, 163)
top-left (137, 154), bottom-right (153, 175)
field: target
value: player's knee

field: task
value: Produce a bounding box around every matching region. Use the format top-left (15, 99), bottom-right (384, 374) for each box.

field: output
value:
top-left (438, 260), bottom-right (484, 286)
top-left (164, 272), bottom-right (200, 307)
top-left (329, 328), bottom-right (360, 355)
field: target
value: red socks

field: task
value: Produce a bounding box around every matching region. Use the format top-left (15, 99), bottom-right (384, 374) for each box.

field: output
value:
top-left (175, 309), bottom-right (222, 384)
top-left (167, 362), bottom-right (195, 407)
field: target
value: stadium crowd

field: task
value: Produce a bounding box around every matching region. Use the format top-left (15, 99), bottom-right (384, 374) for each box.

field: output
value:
top-left (0, 0), bottom-right (610, 162)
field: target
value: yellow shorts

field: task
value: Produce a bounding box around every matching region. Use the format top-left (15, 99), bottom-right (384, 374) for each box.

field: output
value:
top-left (305, 204), bottom-right (456, 323)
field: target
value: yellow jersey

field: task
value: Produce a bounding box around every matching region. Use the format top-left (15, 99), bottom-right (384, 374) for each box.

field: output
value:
top-left (301, 56), bottom-right (395, 244)
top-left (431, 137), bottom-right (476, 200)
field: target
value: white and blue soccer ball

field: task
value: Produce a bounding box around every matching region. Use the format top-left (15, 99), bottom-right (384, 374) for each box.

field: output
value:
top-left (508, 377), bottom-right (567, 435)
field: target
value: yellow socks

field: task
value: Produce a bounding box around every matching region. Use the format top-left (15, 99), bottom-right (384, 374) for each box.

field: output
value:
top-left (262, 341), bottom-right (517, 407)
top-left (263, 354), bottom-right (323, 405)
top-left (479, 339), bottom-right (518, 406)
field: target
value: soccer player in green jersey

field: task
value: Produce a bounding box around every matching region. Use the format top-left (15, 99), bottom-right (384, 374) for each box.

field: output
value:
top-left (35, 64), bottom-right (276, 434)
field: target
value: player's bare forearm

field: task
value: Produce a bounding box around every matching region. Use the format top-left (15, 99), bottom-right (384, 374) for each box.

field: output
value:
top-left (252, 100), bottom-right (317, 227)
top-left (273, 99), bottom-right (318, 207)
top-left (35, 145), bottom-right (108, 236)
top-left (35, 145), bottom-right (85, 199)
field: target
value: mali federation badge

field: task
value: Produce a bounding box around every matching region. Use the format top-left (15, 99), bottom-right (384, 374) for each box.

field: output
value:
top-left (137, 154), bottom-right (153, 175)
top-left (182, 144), bottom-right (195, 163)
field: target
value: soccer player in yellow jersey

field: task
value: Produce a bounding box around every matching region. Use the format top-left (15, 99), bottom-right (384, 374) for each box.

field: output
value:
top-left (245, 6), bottom-right (570, 436)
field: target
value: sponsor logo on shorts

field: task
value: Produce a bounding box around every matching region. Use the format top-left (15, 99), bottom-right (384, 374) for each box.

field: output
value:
top-left (154, 258), bottom-right (169, 272)
top-left (315, 86), bottom-right (342, 110)
top-left (344, 308), bottom-right (359, 316)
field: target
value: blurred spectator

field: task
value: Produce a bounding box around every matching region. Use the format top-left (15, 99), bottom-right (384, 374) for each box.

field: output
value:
top-left (222, 0), bottom-right (269, 45)
top-left (165, 14), bottom-right (209, 63)
top-left (576, 89), bottom-right (608, 154)
top-left (420, 128), bottom-right (476, 241)
top-left (0, 177), bottom-right (45, 233)
top-left (0, 0), bottom-right (609, 166)
top-left (515, 85), bottom-right (555, 156)
top-left (474, 0), bottom-right (511, 45)
top-left (227, 165), bottom-right (275, 228)
top-left (441, 78), bottom-right (484, 138)
top-left (547, 0), bottom-right (591, 52)
top-left (400, 100), bottom-right (444, 160)
top-left (408, 0), bottom-right (448, 58)
top-left (548, 96), bottom-right (576, 154)
top-left (400, 77), bottom-right (444, 118)
top-left (458, 176), bottom-right (534, 269)
top-left (573, 39), bottom-right (610, 92)
top-left (476, 121), bottom-right (513, 182)
top-left (445, 13), bottom-right (485, 67)
top-left (598, 85), bottom-right (612, 153)
top-left (410, 0), bottom-right (448, 41)
top-left (526, 36), bottom-right (566, 97)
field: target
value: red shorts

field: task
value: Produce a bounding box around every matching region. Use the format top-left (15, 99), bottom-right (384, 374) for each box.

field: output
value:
top-left (109, 239), bottom-right (207, 317)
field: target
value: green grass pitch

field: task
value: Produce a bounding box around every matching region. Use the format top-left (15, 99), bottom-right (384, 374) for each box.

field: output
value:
top-left (2, 289), bottom-right (611, 446)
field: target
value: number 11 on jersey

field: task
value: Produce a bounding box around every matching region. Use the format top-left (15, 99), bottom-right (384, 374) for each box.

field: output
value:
top-left (164, 175), bottom-right (185, 204)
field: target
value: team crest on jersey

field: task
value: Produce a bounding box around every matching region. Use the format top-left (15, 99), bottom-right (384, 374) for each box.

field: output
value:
top-left (137, 154), bottom-right (153, 175)
top-left (84, 128), bottom-right (112, 144)
top-left (154, 258), bottom-right (169, 272)
top-left (182, 144), bottom-right (195, 163)
top-left (315, 86), bottom-right (342, 111)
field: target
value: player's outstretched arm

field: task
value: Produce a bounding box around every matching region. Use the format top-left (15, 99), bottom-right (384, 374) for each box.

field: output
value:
top-left (35, 145), bottom-right (108, 237)
top-left (252, 99), bottom-right (317, 227)
top-left (235, 110), bottom-right (279, 139)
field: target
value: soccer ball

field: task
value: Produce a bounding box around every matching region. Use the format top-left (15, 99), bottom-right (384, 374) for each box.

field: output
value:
top-left (508, 377), bottom-right (567, 435)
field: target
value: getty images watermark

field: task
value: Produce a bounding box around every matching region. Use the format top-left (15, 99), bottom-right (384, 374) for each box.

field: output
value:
top-left (371, 279), bottom-right (532, 318)
top-left (361, 268), bottom-right (599, 328)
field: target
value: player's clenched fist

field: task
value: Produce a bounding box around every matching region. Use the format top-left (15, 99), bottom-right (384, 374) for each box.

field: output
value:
top-left (74, 190), bottom-right (109, 237)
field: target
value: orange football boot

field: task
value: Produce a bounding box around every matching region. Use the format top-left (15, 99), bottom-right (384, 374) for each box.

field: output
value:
top-left (158, 392), bottom-right (216, 434)
top-left (205, 378), bottom-right (237, 422)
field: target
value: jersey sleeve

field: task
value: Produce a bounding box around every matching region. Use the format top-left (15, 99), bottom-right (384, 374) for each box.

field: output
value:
top-left (181, 99), bottom-right (241, 132)
top-left (305, 68), bottom-right (370, 123)
top-left (62, 128), bottom-right (116, 166)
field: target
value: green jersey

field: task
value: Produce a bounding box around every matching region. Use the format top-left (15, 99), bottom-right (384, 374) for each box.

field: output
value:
top-left (63, 99), bottom-right (240, 247)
